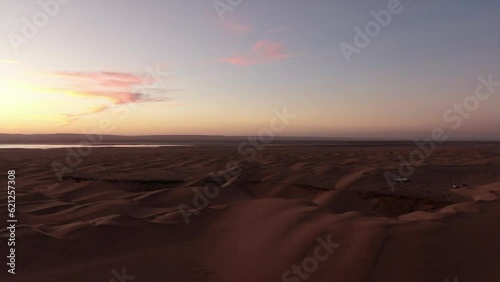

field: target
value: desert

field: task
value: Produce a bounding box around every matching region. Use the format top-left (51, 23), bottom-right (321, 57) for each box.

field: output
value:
top-left (1, 141), bottom-right (499, 282)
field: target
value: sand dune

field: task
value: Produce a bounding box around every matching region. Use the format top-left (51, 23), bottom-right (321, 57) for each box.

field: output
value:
top-left (0, 143), bottom-right (499, 281)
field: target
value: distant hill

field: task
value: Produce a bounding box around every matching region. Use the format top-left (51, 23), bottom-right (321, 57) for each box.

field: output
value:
top-left (1, 133), bottom-right (497, 145)
top-left (0, 133), bottom-right (366, 145)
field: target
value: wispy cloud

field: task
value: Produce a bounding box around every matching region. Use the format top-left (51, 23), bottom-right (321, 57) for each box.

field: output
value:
top-left (221, 40), bottom-right (295, 66)
top-left (41, 70), bottom-right (171, 123)
top-left (52, 71), bottom-right (146, 89)
top-left (61, 105), bottom-right (110, 126)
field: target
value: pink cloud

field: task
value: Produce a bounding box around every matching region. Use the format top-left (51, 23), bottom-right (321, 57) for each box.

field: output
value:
top-left (52, 71), bottom-right (146, 89)
top-left (47, 70), bottom-right (172, 123)
top-left (221, 40), bottom-right (295, 66)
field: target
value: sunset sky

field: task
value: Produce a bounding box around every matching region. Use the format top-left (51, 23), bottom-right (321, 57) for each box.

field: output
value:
top-left (0, 0), bottom-right (499, 140)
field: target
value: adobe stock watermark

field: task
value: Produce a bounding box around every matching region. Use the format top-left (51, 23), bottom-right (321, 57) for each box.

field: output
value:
top-left (109, 267), bottom-right (135, 282)
top-left (213, 0), bottom-right (243, 21)
top-left (282, 234), bottom-right (340, 282)
top-left (178, 106), bottom-right (297, 224)
top-left (385, 73), bottom-right (500, 192)
top-left (9, 0), bottom-right (71, 53)
top-left (51, 65), bottom-right (169, 182)
top-left (339, 0), bottom-right (411, 64)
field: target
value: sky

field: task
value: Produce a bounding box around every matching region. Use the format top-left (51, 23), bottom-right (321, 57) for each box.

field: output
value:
top-left (0, 0), bottom-right (499, 140)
